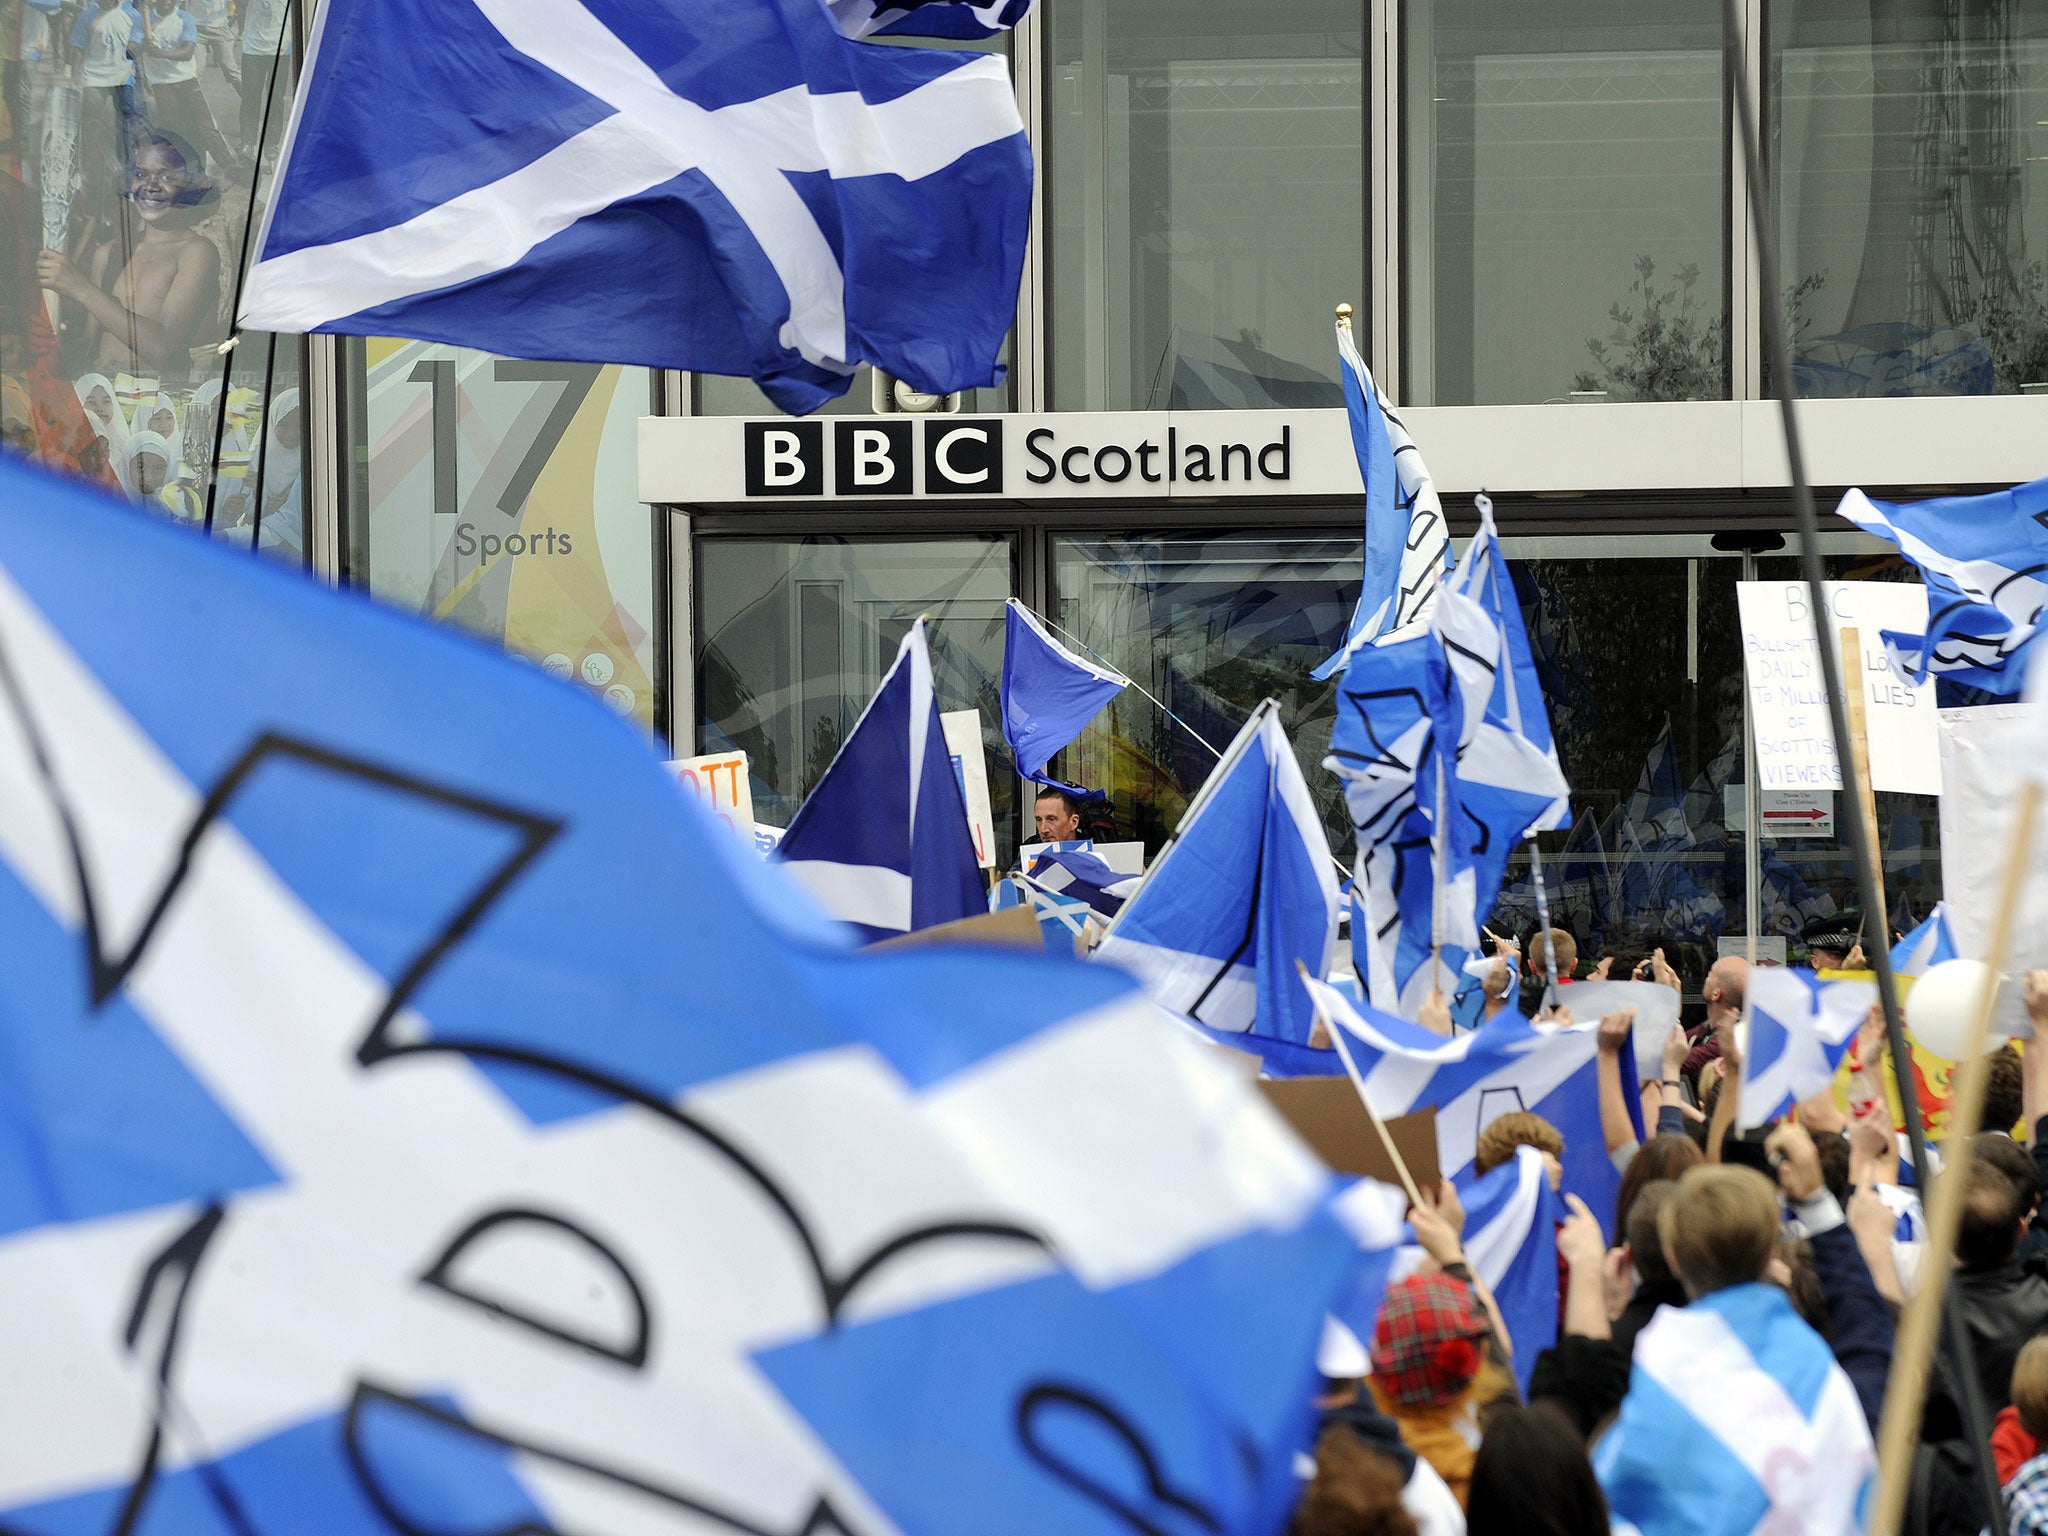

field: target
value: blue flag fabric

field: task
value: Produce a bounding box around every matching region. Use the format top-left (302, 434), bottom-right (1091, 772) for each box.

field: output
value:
top-left (1021, 848), bottom-right (1141, 918)
top-left (1001, 599), bottom-right (1127, 787)
top-left (237, 0), bottom-right (1032, 415)
top-left (1306, 977), bottom-right (1641, 1238)
top-left (1096, 702), bottom-right (1340, 1046)
top-left (0, 454), bottom-right (1361, 1536)
top-left (1594, 1284), bottom-right (1875, 1536)
top-left (1835, 480), bottom-right (2048, 693)
top-left (1891, 902), bottom-right (1958, 979)
top-left (1736, 968), bottom-right (1878, 1130)
top-left (776, 620), bottom-right (986, 944)
top-left (826, 0), bottom-right (1033, 37)
top-left (1313, 321), bottom-right (1449, 681)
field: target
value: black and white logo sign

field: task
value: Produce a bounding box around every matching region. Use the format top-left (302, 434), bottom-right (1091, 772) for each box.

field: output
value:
top-left (742, 421), bottom-right (823, 497)
top-left (925, 420), bottom-right (1004, 494)
top-left (832, 421), bottom-right (914, 495)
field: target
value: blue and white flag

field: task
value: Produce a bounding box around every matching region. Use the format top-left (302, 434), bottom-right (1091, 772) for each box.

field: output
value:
top-left (1737, 967), bottom-right (1879, 1130)
top-left (1595, 1284), bottom-right (1875, 1536)
top-left (1836, 479), bottom-right (2048, 694)
top-left (1096, 701), bottom-right (1340, 1046)
top-left (826, 0), bottom-right (1032, 38)
top-left (1021, 847), bottom-right (1141, 918)
top-left (1305, 977), bottom-right (1641, 1235)
top-left (1891, 902), bottom-right (1958, 980)
top-left (777, 620), bottom-right (986, 943)
top-left (238, 0), bottom-right (1031, 415)
top-left (1320, 1145), bottom-right (1559, 1391)
top-left (0, 453), bottom-right (1361, 1536)
top-left (1001, 599), bottom-right (1127, 788)
top-left (1312, 321), bottom-right (1450, 681)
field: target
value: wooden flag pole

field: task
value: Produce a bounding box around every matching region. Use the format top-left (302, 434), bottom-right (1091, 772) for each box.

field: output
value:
top-left (1300, 960), bottom-right (1427, 1210)
top-left (1868, 779), bottom-right (2041, 1535)
top-left (1838, 627), bottom-right (1888, 933)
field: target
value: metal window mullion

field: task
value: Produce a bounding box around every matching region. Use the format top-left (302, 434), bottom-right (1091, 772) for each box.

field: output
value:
top-left (1373, 0), bottom-right (1400, 392)
top-left (1013, 4), bottom-right (1048, 414)
top-left (1731, 0), bottom-right (1764, 402)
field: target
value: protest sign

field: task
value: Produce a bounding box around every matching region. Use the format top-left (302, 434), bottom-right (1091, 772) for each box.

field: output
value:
top-left (1554, 979), bottom-right (1683, 1084)
top-left (1253, 1088), bottom-right (1441, 1189)
top-left (665, 750), bottom-right (755, 838)
top-left (1736, 581), bottom-right (1939, 795)
top-left (939, 709), bottom-right (997, 869)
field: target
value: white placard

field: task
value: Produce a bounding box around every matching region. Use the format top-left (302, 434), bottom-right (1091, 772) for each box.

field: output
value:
top-left (1736, 580), bottom-right (1939, 796)
top-left (665, 751), bottom-right (755, 840)
top-left (1554, 979), bottom-right (1684, 1084)
top-left (1760, 789), bottom-right (1834, 839)
top-left (940, 710), bottom-right (997, 870)
top-left (1938, 706), bottom-right (2048, 1037)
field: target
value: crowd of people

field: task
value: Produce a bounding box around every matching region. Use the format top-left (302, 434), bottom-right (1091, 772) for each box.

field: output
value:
top-left (1, 0), bottom-right (298, 546)
top-left (1290, 933), bottom-right (2048, 1536)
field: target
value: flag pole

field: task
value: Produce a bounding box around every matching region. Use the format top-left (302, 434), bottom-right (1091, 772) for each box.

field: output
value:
top-left (1430, 751), bottom-right (1448, 998)
top-left (1718, 0), bottom-right (2005, 1522)
top-left (1029, 609), bottom-right (1224, 761)
top-left (1301, 961), bottom-right (1426, 1210)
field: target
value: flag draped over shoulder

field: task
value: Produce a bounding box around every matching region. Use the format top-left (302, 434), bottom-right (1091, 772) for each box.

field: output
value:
top-left (1001, 599), bottom-right (1127, 787)
top-left (0, 453), bottom-right (1363, 1536)
top-left (1836, 479), bottom-right (2048, 693)
top-left (1096, 701), bottom-right (1339, 1047)
top-left (238, 0), bottom-right (1031, 415)
top-left (1595, 1284), bottom-right (1875, 1536)
top-left (1305, 977), bottom-right (1640, 1234)
top-left (1737, 968), bottom-right (1877, 1130)
top-left (1313, 321), bottom-right (1449, 681)
top-left (776, 619), bottom-right (986, 943)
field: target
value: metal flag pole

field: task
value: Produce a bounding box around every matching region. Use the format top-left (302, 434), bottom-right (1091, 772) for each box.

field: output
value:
top-left (1718, 0), bottom-right (2005, 1526)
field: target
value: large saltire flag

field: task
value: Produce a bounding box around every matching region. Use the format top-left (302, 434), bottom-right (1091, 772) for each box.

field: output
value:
top-left (237, 0), bottom-right (1031, 414)
top-left (0, 453), bottom-right (1363, 1536)
top-left (1836, 478), bottom-right (2048, 693)
top-left (1312, 320), bottom-right (1450, 681)
top-left (1096, 700), bottom-right (1340, 1048)
top-left (775, 619), bottom-right (986, 944)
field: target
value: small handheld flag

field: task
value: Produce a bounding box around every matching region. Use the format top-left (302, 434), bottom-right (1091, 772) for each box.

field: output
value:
top-left (1736, 967), bottom-right (1878, 1130)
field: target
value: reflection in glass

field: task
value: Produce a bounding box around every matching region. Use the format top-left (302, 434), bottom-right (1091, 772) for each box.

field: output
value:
top-left (343, 342), bottom-right (660, 730)
top-left (1, 0), bottom-right (302, 554)
top-left (1773, 0), bottom-right (2048, 395)
top-left (1051, 534), bottom-right (1359, 852)
top-left (1047, 0), bottom-right (1364, 412)
top-left (1404, 0), bottom-right (1727, 404)
top-left (698, 536), bottom-right (1014, 843)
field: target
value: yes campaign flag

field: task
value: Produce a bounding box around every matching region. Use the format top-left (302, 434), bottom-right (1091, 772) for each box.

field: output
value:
top-left (777, 619), bottom-right (986, 944)
top-left (1313, 320), bottom-right (1449, 681)
top-left (1305, 976), bottom-right (1641, 1236)
top-left (1001, 599), bottom-right (1127, 788)
top-left (1737, 968), bottom-right (1878, 1130)
top-left (238, 0), bottom-right (1031, 414)
top-left (0, 453), bottom-right (1361, 1536)
top-left (1836, 479), bottom-right (2048, 693)
top-left (1096, 701), bottom-right (1340, 1047)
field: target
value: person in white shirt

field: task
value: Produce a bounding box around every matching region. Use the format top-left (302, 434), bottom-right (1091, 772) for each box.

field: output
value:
top-left (184, 0), bottom-right (235, 86)
top-left (67, 0), bottom-right (142, 202)
top-left (135, 0), bottom-right (233, 170)
top-left (236, 0), bottom-right (286, 152)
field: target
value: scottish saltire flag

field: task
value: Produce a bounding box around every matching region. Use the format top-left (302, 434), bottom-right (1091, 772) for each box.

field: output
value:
top-left (777, 621), bottom-right (985, 943)
top-left (1325, 623), bottom-right (1451, 1013)
top-left (1022, 847), bottom-right (1141, 917)
top-left (1320, 1146), bottom-right (1560, 1390)
top-left (1312, 321), bottom-right (1450, 681)
top-left (1001, 599), bottom-right (1127, 787)
top-left (1595, 1284), bottom-right (1875, 1536)
top-left (1891, 902), bottom-right (1958, 979)
top-left (237, 0), bottom-right (1031, 415)
top-left (1835, 479), bottom-right (2048, 693)
top-left (0, 453), bottom-right (1362, 1536)
top-left (1096, 701), bottom-right (1340, 1046)
top-left (826, 0), bottom-right (1032, 38)
top-left (1447, 495), bottom-right (1571, 834)
top-left (1305, 977), bottom-right (1642, 1237)
top-left (1737, 968), bottom-right (1879, 1130)
top-left (991, 869), bottom-right (1091, 947)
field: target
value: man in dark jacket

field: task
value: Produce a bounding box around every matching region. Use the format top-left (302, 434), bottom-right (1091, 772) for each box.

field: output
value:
top-left (1944, 1133), bottom-right (2048, 1422)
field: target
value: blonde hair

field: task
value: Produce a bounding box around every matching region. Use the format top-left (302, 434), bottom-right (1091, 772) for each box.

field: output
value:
top-left (1474, 1112), bottom-right (1564, 1177)
top-left (2014, 1336), bottom-right (2048, 1443)
top-left (1659, 1164), bottom-right (1780, 1298)
top-left (1537, 929), bottom-right (1578, 977)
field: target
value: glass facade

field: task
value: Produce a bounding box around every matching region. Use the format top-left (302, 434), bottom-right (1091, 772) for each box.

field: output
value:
top-left (1, 0), bottom-right (303, 552)
top-left (1772, 0), bottom-right (2048, 396)
top-left (697, 535), bottom-right (1015, 833)
top-left (1404, 0), bottom-right (1729, 405)
top-left (342, 341), bottom-right (660, 731)
top-left (1047, 0), bottom-right (1365, 411)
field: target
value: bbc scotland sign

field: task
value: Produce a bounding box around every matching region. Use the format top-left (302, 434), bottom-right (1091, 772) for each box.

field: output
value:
top-left (640, 410), bottom-right (1362, 504)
